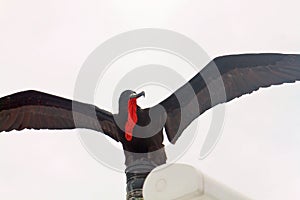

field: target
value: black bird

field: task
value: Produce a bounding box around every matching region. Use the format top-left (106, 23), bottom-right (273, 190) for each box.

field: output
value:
top-left (1, 53), bottom-right (300, 199)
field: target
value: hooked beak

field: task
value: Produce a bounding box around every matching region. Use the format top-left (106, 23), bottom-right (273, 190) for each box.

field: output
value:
top-left (130, 91), bottom-right (145, 99)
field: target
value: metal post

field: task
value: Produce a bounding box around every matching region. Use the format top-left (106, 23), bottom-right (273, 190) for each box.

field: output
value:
top-left (125, 160), bottom-right (157, 200)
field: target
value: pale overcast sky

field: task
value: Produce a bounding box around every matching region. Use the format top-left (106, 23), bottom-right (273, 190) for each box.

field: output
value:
top-left (0, 0), bottom-right (300, 199)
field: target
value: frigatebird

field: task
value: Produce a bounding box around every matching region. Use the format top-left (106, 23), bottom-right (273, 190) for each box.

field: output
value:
top-left (1, 53), bottom-right (300, 199)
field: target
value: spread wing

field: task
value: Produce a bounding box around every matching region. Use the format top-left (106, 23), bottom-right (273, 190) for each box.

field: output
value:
top-left (156, 53), bottom-right (300, 144)
top-left (0, 90), bottom-right (119, 142)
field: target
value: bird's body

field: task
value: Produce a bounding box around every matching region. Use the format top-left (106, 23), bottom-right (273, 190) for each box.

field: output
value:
top-left (118, 107), bottom-right (155, 151)
top-left (113, 90), bottom-right (167, 166)
top-left (1, 53), bottom-right (300, 165)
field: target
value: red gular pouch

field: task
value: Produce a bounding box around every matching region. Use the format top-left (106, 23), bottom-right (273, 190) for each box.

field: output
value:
top-left (125, 98), bottom-right (138, 141)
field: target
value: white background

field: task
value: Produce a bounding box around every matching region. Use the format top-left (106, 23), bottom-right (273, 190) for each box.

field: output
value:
top-left (0, 0), bottom-right (300, 199)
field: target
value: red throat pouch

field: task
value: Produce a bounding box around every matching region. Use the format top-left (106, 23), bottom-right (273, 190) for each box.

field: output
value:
top-left (125, 98), bottom-right (138, 141)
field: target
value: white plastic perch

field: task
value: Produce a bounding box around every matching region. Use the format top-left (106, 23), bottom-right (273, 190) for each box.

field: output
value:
top-left (143, 163), bottom-right (250, 200)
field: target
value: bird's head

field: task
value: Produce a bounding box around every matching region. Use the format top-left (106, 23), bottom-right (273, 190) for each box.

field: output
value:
top-left (118, 90), bottom-right (145, 113)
